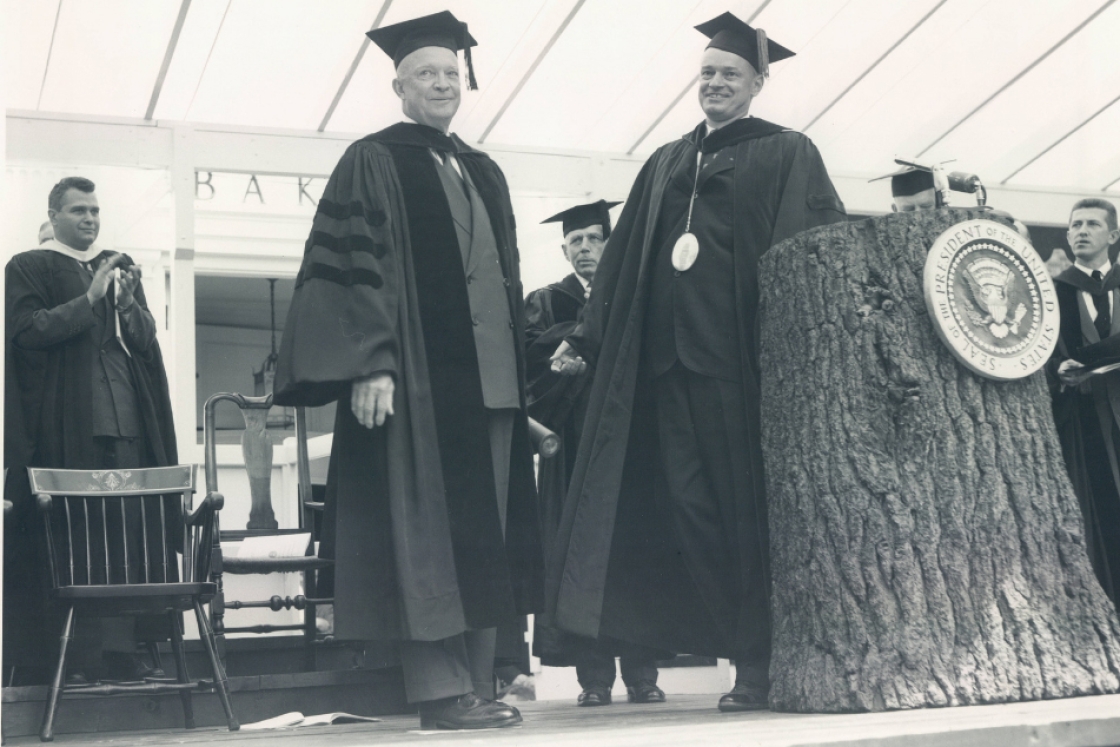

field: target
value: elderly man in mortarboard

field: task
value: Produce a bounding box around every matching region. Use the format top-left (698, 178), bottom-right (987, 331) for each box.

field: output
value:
top-left (525, 200), bottom-right (668, 707)
top-left (548, 13), bottom-right (846, 711)
top-left (876, 164), bottom-right (1035, 238)
top-left (274, 11), bottom-right (542, 730)
top-left (884, 166), bottom-right (938, 213)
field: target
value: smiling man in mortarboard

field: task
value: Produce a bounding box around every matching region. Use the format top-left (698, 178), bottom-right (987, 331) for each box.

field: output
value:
top-left (547, 12), bottom-right (847, 712)
top-left (274, 11), bottom-right (542, 731)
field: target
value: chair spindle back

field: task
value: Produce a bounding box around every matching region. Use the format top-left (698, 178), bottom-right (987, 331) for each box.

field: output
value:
top-left (30, 465), bottom-right (197, 588)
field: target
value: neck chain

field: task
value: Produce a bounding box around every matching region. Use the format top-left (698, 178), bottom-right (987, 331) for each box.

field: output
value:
top-left (671, 138), bottom-right (705, 272)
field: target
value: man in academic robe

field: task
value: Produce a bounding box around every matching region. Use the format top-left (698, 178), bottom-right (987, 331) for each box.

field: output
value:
top-left (884, 167), bottom-right (938, 213)
top-left (526, 200), bottom-right (667, 707)
top-left (4, 177), bottom-right (178, 684)
top-left (549, 12), bottom-right (846, 712)
top-left (1049, 197), bottom-right (1120, 606)
top-left (273, 11), bottom-right (541, 731)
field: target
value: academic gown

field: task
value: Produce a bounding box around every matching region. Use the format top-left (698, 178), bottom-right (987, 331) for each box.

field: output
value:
top-left (525, 273), bottom-right (591, 665)
top-left (547, 118), bottom-right (846, 658)
top-left (4, 249), bottom-right (178, 669)
top-left (1049, 265), bottom-right (1120, 603)
top-left (274, 122), bottom-right (543, 643)
top-left (525, 272), bottom-right (588, 539)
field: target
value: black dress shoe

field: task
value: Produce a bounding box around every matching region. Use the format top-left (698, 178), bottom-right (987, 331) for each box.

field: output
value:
top-left (577, 685), bottom-right (612, 706)
top-left (626, 681), bottom-right (666, 703)
top-left (101, 652), bottom-right (166, 682)
top-left (718, 683), bottom-right (769, 712)
top-left (64, 671), bottom-right (95, 688)
top-left (419, 693), bottom-right (522, 730)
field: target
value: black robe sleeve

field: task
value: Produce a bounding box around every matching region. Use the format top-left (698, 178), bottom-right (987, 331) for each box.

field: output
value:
top-left (770, 134), bottom-right (846, 248)
top-left (524, 287), bottom-right (558, 387)
top-left (7, 257), bottom-right (97, 351)
top-left (274, 142), bottom-right (402, 407)
top-left (1068, 334), bottom-right (1120, 369)
top-left (525, 287), bottom-right (584, 429)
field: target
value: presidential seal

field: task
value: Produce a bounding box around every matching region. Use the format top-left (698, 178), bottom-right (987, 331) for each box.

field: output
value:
top-left (923, 218), bottom-right (1058, 380)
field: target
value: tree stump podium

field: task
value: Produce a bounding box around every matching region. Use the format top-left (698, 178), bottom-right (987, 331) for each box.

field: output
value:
top-left (759, 208), bottom-right (1120, 713)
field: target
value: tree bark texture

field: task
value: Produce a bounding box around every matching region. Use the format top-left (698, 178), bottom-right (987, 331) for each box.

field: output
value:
top-left (760, 209), bottom-right (1120, 713)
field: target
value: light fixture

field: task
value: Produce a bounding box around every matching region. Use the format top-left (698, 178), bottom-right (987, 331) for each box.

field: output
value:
top-left (252, 278), bottom-right (293, 428)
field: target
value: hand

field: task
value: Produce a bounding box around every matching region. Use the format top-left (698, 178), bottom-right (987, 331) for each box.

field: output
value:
top-left (85, 254), bottom-right (127, 305)
top-left (550, 340), bottom-right (587, 377)
top-left (351, 373), bottom-right (395, 428)
top-left (116, 265), bottom-right (142, 310)
top-left (1058, 359), bottom-right (1093, 387)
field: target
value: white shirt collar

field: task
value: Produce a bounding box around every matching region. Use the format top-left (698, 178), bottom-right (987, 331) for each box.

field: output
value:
top-left (1075, 257), bottom-right (1112, 277)
top-left (404, 116), bottom-right (464, 179)
top-left (403, 115), bottom-right (451, 135)
top-left (40, 238), bottom-right (105, 264)
top-left (575, 274), bottom-right (590, 291)
top-left (704, 112), bottom-right (751, 137)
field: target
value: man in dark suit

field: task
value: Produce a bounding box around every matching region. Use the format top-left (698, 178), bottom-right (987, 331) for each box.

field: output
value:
top-left (525, 201), bottom-right (666, 707)
top-left (5, 177), bottom-right (178, 684)
top-left (1050, 197), bottom-right (1120, 606)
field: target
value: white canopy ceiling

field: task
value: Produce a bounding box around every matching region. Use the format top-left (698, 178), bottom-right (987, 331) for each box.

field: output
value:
top-left (6, 0), bottom-right (1120, 195)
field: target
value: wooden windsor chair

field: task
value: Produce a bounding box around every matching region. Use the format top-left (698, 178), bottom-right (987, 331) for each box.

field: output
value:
top-left (30, 464), bottom-right (237, 741)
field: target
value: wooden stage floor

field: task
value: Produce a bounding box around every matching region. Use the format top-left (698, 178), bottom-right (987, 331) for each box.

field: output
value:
top-left (10, 693), bottom-right (1120, 747)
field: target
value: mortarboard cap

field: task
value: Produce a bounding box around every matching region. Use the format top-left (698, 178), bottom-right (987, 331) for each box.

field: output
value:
top-left (541, 200), bottom-right (622, 239)
top-left (870, 165), bottom-right (936, 197)
top-left (367, 11), bottom-right (479, 90)
top-left (694, 12), bottom-right (794, 77)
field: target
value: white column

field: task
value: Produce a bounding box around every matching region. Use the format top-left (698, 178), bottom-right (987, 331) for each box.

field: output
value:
top-left (169, 126), bottom-right (198, 458)
top-left (137, 250), bottom-right (169, 353)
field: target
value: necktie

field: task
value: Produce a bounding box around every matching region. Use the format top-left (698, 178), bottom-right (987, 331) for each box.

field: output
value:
top-left (437, 151), bottom-right (468, 198)
top-left (1092, 270), bottom-right (1111, 340)
top-left (86, 261), bottom-right (132, 357)
top-left (584, 282), bottom-right (591, 300)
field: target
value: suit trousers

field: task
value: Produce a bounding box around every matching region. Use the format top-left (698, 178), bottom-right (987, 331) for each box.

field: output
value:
top-left (574, 636), bottom-right (659, 690)
top-left (653, 363), bottom-right (769, 688)
top-left (398, 408), bottom-right (515, 704)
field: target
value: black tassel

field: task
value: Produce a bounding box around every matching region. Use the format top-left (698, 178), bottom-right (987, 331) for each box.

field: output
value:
top-left (756, 27), bottom-right (770, 78)
top-left (460, 23), bottom-right (478, 91)
top-left (464, 44), bottom-right (478, 90)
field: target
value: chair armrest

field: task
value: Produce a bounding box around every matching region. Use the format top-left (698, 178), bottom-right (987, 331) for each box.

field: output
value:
top-left (527, 417), bottom-right (560, 458)
top-left (186, 492), bottom-right (225, 526)
top-left (304, 501), bottom-right (325, 512)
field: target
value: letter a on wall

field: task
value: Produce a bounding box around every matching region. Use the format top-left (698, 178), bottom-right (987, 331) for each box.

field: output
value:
top-left (244, 175), bottom-right (265, 204)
